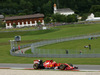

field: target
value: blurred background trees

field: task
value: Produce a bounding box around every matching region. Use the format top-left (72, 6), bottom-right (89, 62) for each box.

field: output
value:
top-left (0, 0), bottom-right (100, 21)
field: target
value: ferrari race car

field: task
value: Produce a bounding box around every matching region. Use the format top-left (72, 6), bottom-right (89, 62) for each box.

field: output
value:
top-left (33, 60), bottom-right (78, 70)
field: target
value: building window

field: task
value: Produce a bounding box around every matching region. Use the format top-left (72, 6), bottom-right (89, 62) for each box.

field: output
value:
top-left (7, 23), bottom-right (9, 26)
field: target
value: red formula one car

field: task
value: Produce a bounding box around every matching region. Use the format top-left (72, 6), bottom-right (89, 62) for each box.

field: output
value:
top-left (33, 60), bottom-right (78, 70)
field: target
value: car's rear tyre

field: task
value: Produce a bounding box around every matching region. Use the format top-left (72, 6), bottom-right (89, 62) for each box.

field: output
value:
top-left (59, 64), bottom-right (66, 70)
top-left (33, 64), bottom-right (39, 69)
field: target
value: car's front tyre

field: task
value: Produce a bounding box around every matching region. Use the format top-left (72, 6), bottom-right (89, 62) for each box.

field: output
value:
top-left (33, 64), bottom-right (39, 69)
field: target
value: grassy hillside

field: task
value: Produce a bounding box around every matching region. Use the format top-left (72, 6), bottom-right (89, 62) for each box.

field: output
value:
top-left (37, 38), bottom-right (100, 54)
top-left (0, 24), bottom-right (100, 64)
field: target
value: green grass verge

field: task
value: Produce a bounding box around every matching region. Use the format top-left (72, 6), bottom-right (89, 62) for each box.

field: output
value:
top-left (0, 23), bottom-right (100, 65)
top-left (0, 29), bottom-right (57, 38)
top-left (35, 38), bottom-right (100, 54)
top-left (0, 26), bottom-right (37, 31)
top-left (0, 45), bottom-right (100, 65)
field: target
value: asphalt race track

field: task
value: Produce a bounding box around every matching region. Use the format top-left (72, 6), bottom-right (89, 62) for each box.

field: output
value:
top-left (0, 64), bottom-right (100, 71)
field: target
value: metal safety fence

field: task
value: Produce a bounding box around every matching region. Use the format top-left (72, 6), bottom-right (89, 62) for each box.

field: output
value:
top-left (10, 51), bottom-right (100, 58)
top-left (10, 34), bottom-right (100, 58)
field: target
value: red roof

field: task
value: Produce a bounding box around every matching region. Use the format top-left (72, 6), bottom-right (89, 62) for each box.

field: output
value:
top-left (5, 13), bottom-right (44, 20)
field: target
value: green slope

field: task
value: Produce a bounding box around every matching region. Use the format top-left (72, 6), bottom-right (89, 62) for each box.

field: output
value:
top-left (0, 24), bottom-right (100, 64)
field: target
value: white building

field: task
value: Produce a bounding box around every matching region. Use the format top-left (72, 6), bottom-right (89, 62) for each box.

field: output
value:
top-left (54, 4), bottom-right (74, 16)
top-left (86, 13), bottom-right (100, 21)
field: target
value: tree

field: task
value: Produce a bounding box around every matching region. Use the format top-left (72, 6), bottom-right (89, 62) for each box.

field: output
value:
top-left (1, 0), bottom-right (100, 17)
top-left (94, 12), bottom-right (100, 17)
top-left (0, 20), bottom-right (5, 28)
top-left (52, 13), bottom-right (67, 22)
top-left (51, 13), bottom-right (78, 23)
top-left (66, 14), bottom-right (78, 23)
top-left (42, 1), bottom-right (53, 15)
top-left (44, 17), bottom-right (51, 24)
top-left (90, 5), bottom-right (100, 13)
top-left (81, 13), bottom-right (89, 20)
top-left (18, 13), bottom-right (26, 16)
top-left (36, 7), bottom-right (41, 13)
